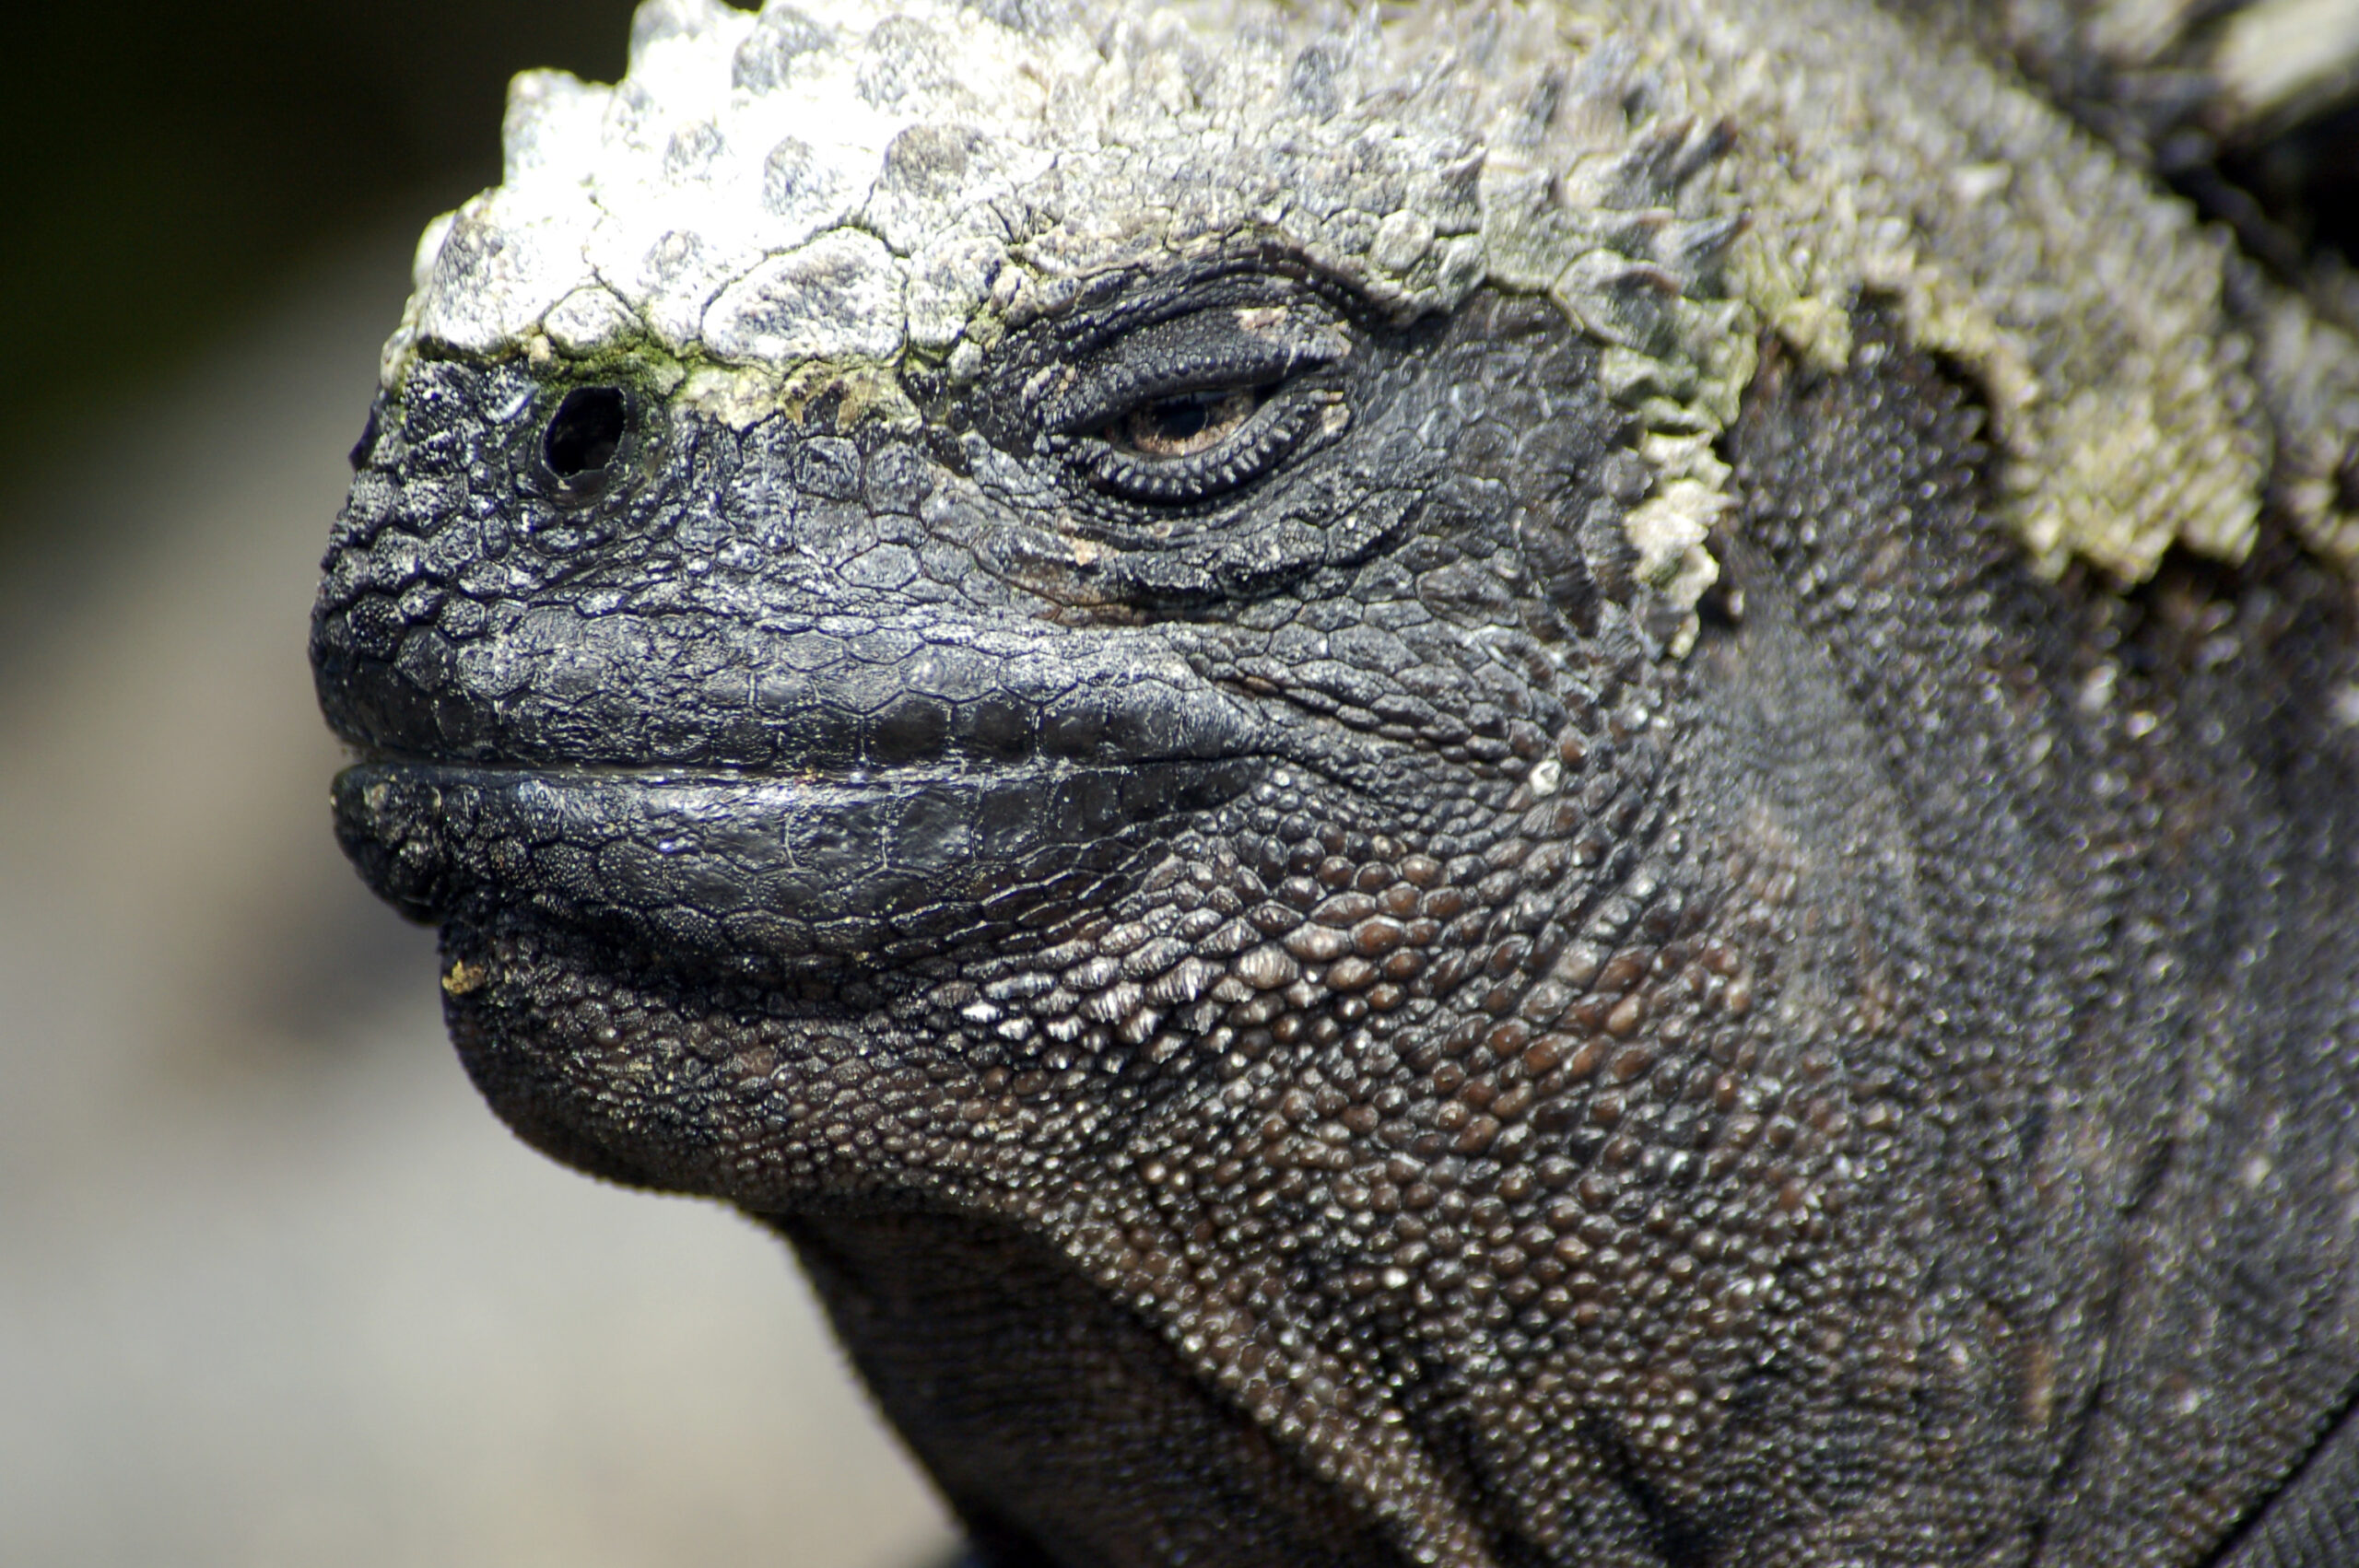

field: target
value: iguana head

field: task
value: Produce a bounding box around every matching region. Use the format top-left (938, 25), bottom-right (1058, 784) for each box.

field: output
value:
top-left (311, 0), bottom-right (2343, 1562)
top-left (317, 0), bottom-right (1753, 1204)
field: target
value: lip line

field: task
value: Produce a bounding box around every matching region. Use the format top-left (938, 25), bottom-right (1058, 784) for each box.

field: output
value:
top-left (331, 748), bottom-right (1283, 949)
top-left (341, 747), bottom-right (1281, 787)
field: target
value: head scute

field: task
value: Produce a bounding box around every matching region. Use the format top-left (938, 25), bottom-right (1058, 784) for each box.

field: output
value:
top-left (383, 1), bottom-right (1754, 378)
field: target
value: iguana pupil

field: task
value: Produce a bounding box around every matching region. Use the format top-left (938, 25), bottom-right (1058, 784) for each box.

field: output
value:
top-left (1121, 387), bottom-right (1262, 458)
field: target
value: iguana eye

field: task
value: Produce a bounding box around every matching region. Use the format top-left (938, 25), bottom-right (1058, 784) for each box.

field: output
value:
top-left (1076, 386), bottom-right (1328, 504)
top-left (1047, 302), bottom-right (1352, 507)
top-left (1103, 385), bottom-right (1268, 458)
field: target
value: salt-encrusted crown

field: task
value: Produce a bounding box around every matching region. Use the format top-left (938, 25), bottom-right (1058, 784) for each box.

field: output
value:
top-left (381, 0), bottom-right (2359, 601)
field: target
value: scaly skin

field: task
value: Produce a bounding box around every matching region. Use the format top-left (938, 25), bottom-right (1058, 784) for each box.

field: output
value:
top-left (312, 1), bottom-right (2359, 1562)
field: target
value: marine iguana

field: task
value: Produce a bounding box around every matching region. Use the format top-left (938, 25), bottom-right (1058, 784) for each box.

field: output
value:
top-left (311, 0), bottom-right (2359, 1562)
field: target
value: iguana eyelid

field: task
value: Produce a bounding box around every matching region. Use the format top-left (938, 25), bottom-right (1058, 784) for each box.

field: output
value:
top-left (1070, 388), bottom-right (1323, 505)
top-left (1036, 300), bottom-right (1353, 504)
top-left (1044, 336), bottom-right (1331, 438)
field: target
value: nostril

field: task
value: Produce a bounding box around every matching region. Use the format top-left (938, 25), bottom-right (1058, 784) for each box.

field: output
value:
top-left (544, 386), bottom-right (629, 481)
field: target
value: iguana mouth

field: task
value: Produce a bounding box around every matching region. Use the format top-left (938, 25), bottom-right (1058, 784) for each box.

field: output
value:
top-left (317, 590), bottom-right (1282, 963)
top-left (332, 752), bottom-right (1270, 967)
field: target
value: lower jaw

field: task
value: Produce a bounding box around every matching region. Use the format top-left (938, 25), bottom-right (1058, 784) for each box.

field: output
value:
top-left (333, 753), bottom-right (1266, 973)
top-left (434, 900), bottom-right (975, 1202)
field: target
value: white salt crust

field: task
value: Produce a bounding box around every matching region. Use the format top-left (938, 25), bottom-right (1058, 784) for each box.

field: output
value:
top-left (380, 0), bottom-right (2359, 597)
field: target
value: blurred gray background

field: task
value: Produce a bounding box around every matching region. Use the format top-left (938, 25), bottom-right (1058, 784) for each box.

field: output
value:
top-left (6, 2), bottom-right (2355, 1565)
top-left (0, 3), bottom-right (950, 1563)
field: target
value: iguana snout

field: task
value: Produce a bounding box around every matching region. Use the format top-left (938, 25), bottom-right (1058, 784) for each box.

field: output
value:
top-left (314, 329), bottom-right (1332, 971)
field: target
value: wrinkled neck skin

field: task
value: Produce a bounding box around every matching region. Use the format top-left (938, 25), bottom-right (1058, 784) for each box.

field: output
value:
top-left (315, 268), bottom-right (2359, 1567)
